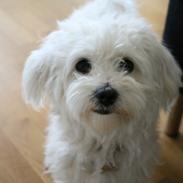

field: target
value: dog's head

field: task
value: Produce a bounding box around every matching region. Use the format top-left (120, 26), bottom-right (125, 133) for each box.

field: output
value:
top-left (23, 14), bottom-right (181, 133)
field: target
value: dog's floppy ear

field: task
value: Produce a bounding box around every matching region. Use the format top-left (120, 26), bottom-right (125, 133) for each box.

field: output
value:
top-left (22, 47), bottom-right (59, 109)
top-left (157, 44), bottom-right (182, 109)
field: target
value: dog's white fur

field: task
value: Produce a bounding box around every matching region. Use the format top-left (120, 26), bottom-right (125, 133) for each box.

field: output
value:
top-left (22, 0), bottom-right (182, 183)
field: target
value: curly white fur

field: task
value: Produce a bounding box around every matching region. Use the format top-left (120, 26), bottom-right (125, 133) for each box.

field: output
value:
top-left (22, 0), bottom-right (182, 183)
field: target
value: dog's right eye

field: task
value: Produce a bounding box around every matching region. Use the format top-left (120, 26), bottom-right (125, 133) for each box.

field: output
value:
top-left (117, 57), bottom-right (134, 73)
top-left (75, 58), bottom-right (92, 74)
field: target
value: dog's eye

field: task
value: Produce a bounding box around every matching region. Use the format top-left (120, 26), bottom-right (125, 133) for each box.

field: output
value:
top-left (118, 57), bottom-right (134, 73)
top-left (75, 58), bottom-right (92, 74)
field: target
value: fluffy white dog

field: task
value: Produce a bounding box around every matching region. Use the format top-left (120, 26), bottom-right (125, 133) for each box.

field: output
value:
top-left (23, 0), bottom-right (182, 183)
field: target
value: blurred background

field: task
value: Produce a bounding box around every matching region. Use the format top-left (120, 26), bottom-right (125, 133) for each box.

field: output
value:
top-left (0, 0), bottom-right (182, 183)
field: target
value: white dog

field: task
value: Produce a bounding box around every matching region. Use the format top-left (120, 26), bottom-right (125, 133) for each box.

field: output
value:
top-left (22, 0), bottom-right (182, 183)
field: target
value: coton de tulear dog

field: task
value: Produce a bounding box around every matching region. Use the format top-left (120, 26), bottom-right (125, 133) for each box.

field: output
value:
top-left (22, 0), bottom-right (182, 183)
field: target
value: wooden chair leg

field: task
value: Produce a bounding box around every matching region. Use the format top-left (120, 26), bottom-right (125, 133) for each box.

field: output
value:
top-left (165, 95), bottom-right (183, 138)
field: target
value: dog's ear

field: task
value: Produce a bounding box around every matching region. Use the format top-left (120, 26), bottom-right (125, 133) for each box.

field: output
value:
top-left (22, 48), bottom-right (60, 109)
top-left (141, 31), bottom-right (182, 109)
top-left (156, 44), bottom-right (182, 109)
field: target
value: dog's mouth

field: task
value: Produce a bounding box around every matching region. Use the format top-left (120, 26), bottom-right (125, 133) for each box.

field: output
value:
top-left (93, 109), bottom-right (112, 115)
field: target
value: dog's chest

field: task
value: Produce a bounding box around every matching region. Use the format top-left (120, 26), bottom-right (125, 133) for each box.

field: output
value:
top-left (81, 144), bottom-right (125, 174)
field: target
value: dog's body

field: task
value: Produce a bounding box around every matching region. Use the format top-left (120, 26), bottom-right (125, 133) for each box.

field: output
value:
top-left (23, 0), bottom-right (181, 183)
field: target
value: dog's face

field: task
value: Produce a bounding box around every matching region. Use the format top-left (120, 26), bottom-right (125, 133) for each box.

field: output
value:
top-left (23, 15), bottom-right (181, 133)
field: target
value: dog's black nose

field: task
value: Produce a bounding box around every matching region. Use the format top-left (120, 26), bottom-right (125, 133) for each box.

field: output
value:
top-left (95, 84), bottom-right (118, 107)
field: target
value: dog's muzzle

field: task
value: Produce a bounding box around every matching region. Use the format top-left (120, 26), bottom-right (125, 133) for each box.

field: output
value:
top-left (92, 84), bottom-right (119, 115)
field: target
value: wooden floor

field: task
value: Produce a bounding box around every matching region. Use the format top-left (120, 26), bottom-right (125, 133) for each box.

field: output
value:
top-left (0, 0), bottom-right (182, 183)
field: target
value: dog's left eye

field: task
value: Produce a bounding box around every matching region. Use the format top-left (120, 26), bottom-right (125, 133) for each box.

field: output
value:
top-left (75, 58), bottom-right (92, 74)
top-left (117, 57), bottom-right (134, 73)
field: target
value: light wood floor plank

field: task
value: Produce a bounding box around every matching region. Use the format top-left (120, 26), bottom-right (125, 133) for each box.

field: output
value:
top-left (0, 130), bottom-right (47, 183)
